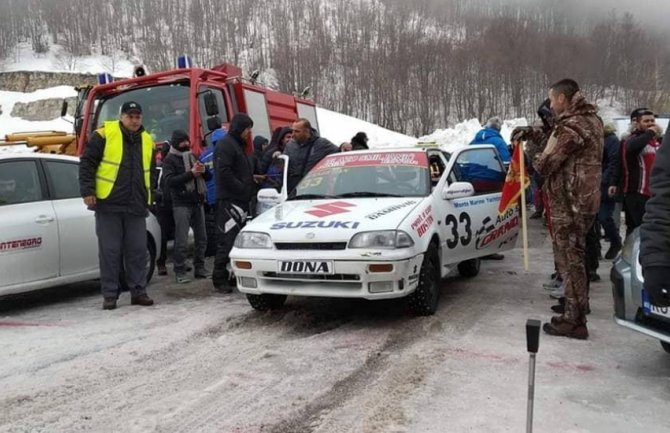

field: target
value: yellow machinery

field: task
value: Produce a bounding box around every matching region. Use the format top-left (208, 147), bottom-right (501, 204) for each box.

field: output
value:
top-left (0, 131), bottom-right (77, 155)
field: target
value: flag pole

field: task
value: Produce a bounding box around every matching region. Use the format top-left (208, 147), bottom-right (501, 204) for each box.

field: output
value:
top-left (518, 140), bottom-right (530, 271)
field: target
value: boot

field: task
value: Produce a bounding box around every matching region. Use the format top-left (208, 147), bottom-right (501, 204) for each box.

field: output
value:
top-left (530, 210), bottom-right (543, 219)
top-left (588, 271), bottom-right (601, 282)
top-left (103, 298), bottom-right (117, 310)
top-left (213, 280), bottom-right (234, 294)
top-left (131, 294), bottom-right (154, 306)
top-left (157, 264), bottom-right (168, 276)
top-left (543, 321), bottom-right (588, 339)
top-left (175, 273), bottom-right (191, 284)
top-left (194, 267), bottom-right (212, 279)
top-left (605, 244), bottom-right (621, 260)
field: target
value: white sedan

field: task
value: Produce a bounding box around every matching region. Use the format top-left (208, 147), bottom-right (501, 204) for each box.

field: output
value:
top-left (0, 152), bottom-right (161, 296)
top-left (231, 146), bottom-right (519, 315)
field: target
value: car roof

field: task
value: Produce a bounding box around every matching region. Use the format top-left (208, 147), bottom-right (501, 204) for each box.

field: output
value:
top-left (0, 152), bottom-right (80, 163)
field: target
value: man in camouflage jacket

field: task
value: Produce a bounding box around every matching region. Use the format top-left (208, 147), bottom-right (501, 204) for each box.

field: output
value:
top-left (514, 79), bottom-right (603, 339)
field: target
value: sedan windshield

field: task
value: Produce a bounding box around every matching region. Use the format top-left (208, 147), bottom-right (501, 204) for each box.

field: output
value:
top-left (293, 151), bottom-right (430, 199)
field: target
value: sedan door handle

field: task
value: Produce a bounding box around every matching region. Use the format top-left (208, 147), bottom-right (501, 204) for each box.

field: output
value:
top-left (35, 215), bottom-right (55, 224)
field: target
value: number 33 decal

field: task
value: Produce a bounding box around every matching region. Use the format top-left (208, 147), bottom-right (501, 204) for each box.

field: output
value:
top-left (445, 212), bottom-right (472, 249)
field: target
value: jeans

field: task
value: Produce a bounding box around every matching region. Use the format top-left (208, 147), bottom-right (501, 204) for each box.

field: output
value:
top-left (598, 198), bottom-right (621, 247)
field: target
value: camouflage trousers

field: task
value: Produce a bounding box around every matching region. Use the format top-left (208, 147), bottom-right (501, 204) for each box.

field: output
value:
top-left (551, 213), bottom-right (596, 325)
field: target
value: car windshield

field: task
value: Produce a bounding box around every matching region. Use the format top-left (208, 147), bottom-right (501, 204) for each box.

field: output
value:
top-left (93, 82), bottom-right (190, 143)
top-left (293, 151), bottom-right (430, 199)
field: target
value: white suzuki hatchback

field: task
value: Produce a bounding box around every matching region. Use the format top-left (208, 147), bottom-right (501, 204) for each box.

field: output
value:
top-left (231, 146), bottom-right (519, 315)
top-left (0, 153), bottom-right (161, 296)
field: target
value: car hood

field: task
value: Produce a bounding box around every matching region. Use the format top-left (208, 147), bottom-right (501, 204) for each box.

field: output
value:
top-left (247, 198), bottom-right (424, 242)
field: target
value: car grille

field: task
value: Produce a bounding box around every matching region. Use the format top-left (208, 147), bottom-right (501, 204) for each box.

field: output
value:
top-left (274, 242), bottom-right (347, 250)
top-left (262, 272), bottom-right (360, 281)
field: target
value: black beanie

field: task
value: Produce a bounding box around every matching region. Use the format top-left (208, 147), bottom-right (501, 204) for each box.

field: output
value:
top-left (230, 113), bottom-right (254, 134)
top-left (170, 129), bottom-right (189, 148)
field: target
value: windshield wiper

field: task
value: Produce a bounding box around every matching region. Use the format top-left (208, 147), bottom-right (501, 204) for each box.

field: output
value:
top-left (289, 193), bottom-right (338, 200)
top-left (336, 192), bottom-right (403, 198)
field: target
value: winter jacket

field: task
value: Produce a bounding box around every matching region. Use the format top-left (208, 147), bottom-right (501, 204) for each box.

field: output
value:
top-left (258, 127), bottom-right (291, 174)
top-left (621, 129), bottom-right (662, 197)
top-left (162, 151), bottom-right (212, 207)
top-left (199, 145), bottom-right (217, 206)
top-left (534, 92), bottom-right (603, 217)
top-left (470, 127), bottom-right (511, 163)
top-left (602, 132), bottom-right (620, 190)
top-left (285, 129), bottom-right (339, 192)
top-left (79, 122), bottom-right (155, 216)
top-left (214, 132), bottom-right (255, 211)
top-left (640, 127), bottom-right (670, 268)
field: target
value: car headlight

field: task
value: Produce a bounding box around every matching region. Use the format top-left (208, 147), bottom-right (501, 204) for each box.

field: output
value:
top-left (234, 232), bottom-right (273, 249)
top-left (348, 230), bottom-right (414, 249)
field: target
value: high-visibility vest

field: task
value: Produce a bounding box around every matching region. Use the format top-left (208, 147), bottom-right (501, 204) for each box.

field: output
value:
top-left (95, 121), bottom-right (154, 203)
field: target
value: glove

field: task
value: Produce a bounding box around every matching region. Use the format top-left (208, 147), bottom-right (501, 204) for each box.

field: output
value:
top-left (511, 126), bottom-right (532, 143)
top-left (643, 266), bottom-right (670, 307)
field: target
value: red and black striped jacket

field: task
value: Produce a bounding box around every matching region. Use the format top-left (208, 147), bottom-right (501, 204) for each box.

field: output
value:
top-left (622, 129), bottom-right (661, 197)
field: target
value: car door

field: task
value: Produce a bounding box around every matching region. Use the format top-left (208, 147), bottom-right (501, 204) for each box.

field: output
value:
top-left (42, 159), bottom-right (99, 277)
top-left (443, 146), bottom-right (518, 261)
top-left (427, 149), bottom-right (474, 266)
top-left (0, 159), bottom-right (59, 289)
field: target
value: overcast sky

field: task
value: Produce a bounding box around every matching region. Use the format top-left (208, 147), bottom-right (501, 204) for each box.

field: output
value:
top-left (521, 0), bottom-right (670, 33)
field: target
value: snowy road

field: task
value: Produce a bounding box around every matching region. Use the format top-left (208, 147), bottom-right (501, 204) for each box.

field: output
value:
top-left (1, 223), bottom-right (669, 433)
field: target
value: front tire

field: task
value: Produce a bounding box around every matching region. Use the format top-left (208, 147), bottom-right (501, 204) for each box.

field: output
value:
top-left (458, 257), bottom-right (480, 277)
top-left (247, 294), bottom-right (287, 311)
top-left (661, 341), bottom-right (670, 354)
top-left (407, 245), bottom-right (440, 316)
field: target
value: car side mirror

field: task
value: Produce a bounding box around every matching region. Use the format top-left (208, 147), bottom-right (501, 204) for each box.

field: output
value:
top-left (204, 92), bottom-right (219, 116)
top-left (258, 188), bottom-right (280, 203)
top-left (442, 182), bottom-right (474, 200)
top-left (207, 116), bottom-right (222, 131)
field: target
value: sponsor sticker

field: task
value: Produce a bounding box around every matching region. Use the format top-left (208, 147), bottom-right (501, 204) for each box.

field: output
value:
top-left (365, 200), bottom-right (417, 220)
top-left (410, 205), bottom-right (434, 237)
top-left (312, 152), bottom-right (428, 171)
top-left (0, 236), bottom-right (43, 254)
top-left (475, 208), bottom-right (519, 249)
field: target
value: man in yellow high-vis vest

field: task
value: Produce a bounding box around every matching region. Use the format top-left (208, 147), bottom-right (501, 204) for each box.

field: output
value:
top-left (79, 101), bottom-right (156, 310)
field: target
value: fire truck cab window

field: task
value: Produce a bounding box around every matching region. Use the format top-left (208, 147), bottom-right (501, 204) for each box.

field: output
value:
top-left (94, 83), bottom-right (190, 143)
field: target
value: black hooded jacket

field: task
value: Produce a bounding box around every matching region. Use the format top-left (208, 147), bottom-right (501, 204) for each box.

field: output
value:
top-left (162, 130), bottom-right (212, 207)
top-left (214, 132), bottom-right (255, 211)
top-left (258, 126), bottom-right (291, 174)
top-left (640, 127), bottom-right (670, 269)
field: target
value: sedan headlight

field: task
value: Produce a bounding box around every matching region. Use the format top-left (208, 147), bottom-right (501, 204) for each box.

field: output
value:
top-left (234, 232), bottom-right (273, 249)
top-left (349, 230), bottom-right (414, 249)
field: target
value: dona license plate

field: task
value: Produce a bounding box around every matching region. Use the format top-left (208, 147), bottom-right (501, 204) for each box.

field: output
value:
top-left (278, 260), bottom-right (333, 275)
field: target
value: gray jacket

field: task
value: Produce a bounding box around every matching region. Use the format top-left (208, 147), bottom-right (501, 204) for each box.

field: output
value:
top-left (640, 127), bottom-right (670, 268)
top-left (285, 129), bottom-right (339, 192)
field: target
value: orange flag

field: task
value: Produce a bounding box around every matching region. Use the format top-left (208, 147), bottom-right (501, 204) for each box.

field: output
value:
top-left (498, 140), bottom-right (530, 214)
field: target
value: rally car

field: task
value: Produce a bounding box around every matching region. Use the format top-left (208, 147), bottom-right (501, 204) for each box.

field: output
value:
top-left (230, 146), bottom-right (519, 315)
top-left (611, 229), bottom-right (670, 354)
top-left (0, 152), bottom-right (161, 297)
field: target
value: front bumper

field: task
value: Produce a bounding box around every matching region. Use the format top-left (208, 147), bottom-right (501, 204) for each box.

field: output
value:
top-left (231, 252), bottom-right (424, 300)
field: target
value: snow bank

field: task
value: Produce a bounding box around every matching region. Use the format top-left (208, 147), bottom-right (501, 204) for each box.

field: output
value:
top-left (418, 118), bottom-right (528, 153)
top-left (317, 107), bottom-right (416, 148)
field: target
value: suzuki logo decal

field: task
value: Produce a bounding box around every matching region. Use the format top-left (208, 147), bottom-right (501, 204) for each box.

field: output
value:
top-left (305, 201), bottom-right (356, 218)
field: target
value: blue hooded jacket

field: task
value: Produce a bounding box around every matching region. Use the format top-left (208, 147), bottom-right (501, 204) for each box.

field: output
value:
top-left (470, 127), bottom-right (511, 163)
top-left (200, 128), bottom-right (227, 205)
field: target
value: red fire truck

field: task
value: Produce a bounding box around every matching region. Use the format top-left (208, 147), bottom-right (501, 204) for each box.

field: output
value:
top-left (73, 57), bottom-right (318, 155)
